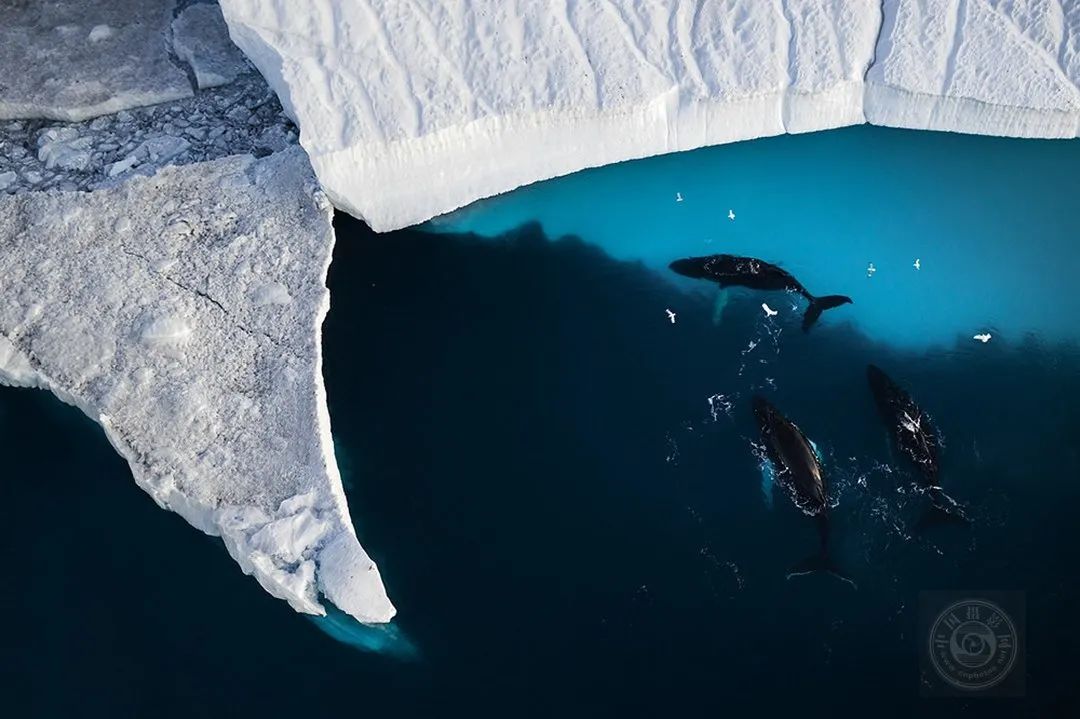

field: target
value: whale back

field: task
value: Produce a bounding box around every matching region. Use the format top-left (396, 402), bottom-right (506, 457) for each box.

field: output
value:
top-left (867, 365), bottom-right (940, 485)
top-left (671, 254), bottom-right (806, 295)
top-left (753, 397), bottom-right (827, 514)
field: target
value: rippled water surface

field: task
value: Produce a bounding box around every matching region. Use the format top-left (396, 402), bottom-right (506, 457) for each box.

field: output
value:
top-left (3, 126), bottom-right (1078, 716)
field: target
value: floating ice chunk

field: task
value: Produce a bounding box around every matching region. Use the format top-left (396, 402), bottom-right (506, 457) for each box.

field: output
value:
top-left (37, 128), bottom-right (93, 171)
top-left (867, 262), bottom-right (877, 277)
top-left (107, 136), bottom-right (191, 178)
top-left (107, 154), bottom-right (140, 178)
top-left (171, 3), bottom-right (250, 89)
top-left (136, 135), bottom-right (191, 164)
top-left (0, 171), bottom-right (15, 192)
top-left (252, 282), bottom-right (293, 306)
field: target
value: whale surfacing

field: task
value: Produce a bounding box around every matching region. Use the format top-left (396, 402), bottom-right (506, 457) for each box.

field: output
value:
top-left (866, 364), bottom-right (968, 526)
top-left (669, 254), bottom-right (851, 331)
top-left (753, 396), bottom-right (854, 587)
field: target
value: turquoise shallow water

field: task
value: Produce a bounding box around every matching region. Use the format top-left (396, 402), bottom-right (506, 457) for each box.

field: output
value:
top-left (2, 125), bottom-right (1079, 716)
top-left (433, 125), bottom-right (1080, 349)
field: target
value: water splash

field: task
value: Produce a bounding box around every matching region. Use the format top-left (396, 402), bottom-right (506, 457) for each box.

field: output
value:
top-left (706, 392), bottom-right (735, 422)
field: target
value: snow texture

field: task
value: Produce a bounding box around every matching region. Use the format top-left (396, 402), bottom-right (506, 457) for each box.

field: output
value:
top-left (0, 149), bottom-right (396, 624)
top-left (866, 0), bottom-right (1080, 135)
top-left (172, 3), bottom-right (252, 90)
top-left (219, 0), bottom-right (1080, 231)
top-left (0, 0), bottom-right (193, 122)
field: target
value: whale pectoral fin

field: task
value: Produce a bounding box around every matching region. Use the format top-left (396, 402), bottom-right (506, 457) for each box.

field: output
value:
top-left (712, 288), bottom-right (730, 326)
top-left (759, 462), bottom-right (775, 510)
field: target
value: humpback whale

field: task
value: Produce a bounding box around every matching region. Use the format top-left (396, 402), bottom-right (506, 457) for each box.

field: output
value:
top-left (866, 364), bottom-right (968, 526)
top-left (752, 396), bottom-right (854, 586)
top-left (669, 254), bottom-right (852, 331)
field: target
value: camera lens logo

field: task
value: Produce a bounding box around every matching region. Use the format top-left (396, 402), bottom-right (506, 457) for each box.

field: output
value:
top-left (929, 599), bottom-right (1018, 691)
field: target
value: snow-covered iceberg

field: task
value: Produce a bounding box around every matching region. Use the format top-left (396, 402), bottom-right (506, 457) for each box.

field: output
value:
top-left (4, 0), bottom-right (1078, 632)
top-left (219, 0), bottom-right (1080, 232)
top-left (0, 148), bottom-right (395, 624)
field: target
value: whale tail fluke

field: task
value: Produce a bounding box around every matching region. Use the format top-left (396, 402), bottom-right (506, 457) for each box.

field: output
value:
top-left (802, 294), bottom-right (853, 332)
top-left (786, 553), bottom-right (858, 589)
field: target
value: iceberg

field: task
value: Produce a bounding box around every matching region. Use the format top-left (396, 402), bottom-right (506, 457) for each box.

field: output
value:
top-left (1, 1), bottom-right (396, 627)
top-left (0, 148), bottom-right (395, 624)
top-left (4, 0), bottom-right (1078, 631)
top-left (219, 0), bottom-right (1080, 232)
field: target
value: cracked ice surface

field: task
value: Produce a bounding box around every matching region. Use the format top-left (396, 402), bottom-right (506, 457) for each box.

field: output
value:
top-left (0, 148), bottom-right (395, 624)
top-left (0, 0), bottom-right (193, 122)
top-left (220, 0), bottom-right (1080, 231)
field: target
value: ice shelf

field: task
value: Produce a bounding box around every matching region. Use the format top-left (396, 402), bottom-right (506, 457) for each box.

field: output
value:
top-left (219, 0), bottom-right (1080, 231)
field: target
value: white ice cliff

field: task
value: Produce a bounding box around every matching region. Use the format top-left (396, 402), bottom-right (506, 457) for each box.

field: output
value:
top-left (219, 0), bottom-right (1080, 232)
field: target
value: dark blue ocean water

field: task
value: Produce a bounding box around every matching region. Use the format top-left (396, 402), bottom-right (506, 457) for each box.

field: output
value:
top-left (3, 126), bottom-right (1079, 717)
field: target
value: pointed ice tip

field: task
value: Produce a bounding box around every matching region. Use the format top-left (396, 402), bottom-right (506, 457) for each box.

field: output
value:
top-left (317, 531), bottom-right (397, 624)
